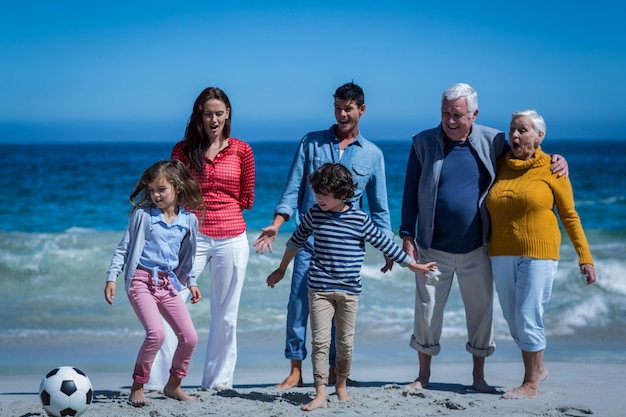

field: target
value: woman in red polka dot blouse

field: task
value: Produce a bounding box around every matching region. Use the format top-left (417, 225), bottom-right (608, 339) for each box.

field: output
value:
top-left (171, 87), bottom-right (255, 391)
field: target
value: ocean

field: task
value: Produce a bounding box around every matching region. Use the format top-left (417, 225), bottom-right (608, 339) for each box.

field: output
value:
top-left (1, 139), bottom-right (625, 374)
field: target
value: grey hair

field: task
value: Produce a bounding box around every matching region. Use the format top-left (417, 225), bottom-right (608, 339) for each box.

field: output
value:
top-left (442, 83), bottom-right (478, 114)
top-left (512, 109), bottom-right (547, 138)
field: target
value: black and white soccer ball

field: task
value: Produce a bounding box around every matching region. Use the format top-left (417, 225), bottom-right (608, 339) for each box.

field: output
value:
top-left (39, 366), bottom-right (93, 417)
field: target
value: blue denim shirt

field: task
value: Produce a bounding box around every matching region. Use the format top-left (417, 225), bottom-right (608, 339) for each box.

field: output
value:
top-left (275, 125), bottom-right (392, 243)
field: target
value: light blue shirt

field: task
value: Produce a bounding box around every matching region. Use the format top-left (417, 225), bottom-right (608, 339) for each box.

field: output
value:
top-left (275, 125), bottom-right (392, 247)
top-left (139, 206), bottom-right (190, 288)
top-left (106, 206), bottom-right (198, 293)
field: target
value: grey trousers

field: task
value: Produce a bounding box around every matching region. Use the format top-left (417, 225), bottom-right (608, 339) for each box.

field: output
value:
top-left (410, 246), bottom-right (495, 357)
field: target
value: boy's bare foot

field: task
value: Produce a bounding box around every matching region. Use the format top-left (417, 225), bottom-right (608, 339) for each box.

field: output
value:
top-left (163, 385), bottom-right (197, 401)
top-left (128, 384), bottom-right (149, 407)
top-left (301, 396), bottom-right (328, 411)
top-left (328, 366), bottom-right (358, 386)
top-left (405, 378), bottom-right (428, 392)
top-left (335, 386), bottom-right (351, 401)
top-left (501, 383), bottom-right (538, 399)
top-left (472, 377), bottom-right (498, 394)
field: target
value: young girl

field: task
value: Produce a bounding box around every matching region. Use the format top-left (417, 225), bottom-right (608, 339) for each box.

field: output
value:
top-left (267, 163), bottom-right (437, 411)
top-left (104, 159), bottom-right (205, 407)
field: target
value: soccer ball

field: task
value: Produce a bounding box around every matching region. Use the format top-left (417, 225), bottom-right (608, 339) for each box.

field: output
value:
top-left (39, 366), bottom-right (93, 417)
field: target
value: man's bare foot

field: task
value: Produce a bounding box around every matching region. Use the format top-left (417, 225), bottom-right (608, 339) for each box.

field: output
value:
top-left (276, 373), bottom-right (303, 390)
top-left (501, 383), bottom-right (538, 399)
top-left (405, 378), bottom-right (428, 392)
top-left (128, 385), bottom-right (149, 407)
top-left (472, 377), bottom-right (498, 394)
top-left (301, 396), bottom-right (328, 411)
top-left (277, 360), bottom-right (303, 390)
top-left (540, 365), bottom-right (549, 382)
top-left (163, 385), bottom-right (197, 401)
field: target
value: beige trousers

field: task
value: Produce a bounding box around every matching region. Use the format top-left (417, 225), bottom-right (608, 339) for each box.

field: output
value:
top-left (308, 290), bottom-right (359, 387)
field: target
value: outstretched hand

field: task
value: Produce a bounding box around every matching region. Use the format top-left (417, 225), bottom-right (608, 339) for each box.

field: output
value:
top-left (253, 225), bottom-right (278, 254)
top-left (409, 261), bottom-right (437, 277)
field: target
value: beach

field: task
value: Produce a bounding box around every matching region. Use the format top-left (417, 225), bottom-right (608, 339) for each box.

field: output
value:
top-left (1, 332), bottom-right (624, 417)
top-left (2, 140), bottom-right (625, 416)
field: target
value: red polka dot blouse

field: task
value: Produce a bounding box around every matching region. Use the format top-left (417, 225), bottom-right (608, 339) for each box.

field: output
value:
top-left (171, 138), bottom-right (255, 238)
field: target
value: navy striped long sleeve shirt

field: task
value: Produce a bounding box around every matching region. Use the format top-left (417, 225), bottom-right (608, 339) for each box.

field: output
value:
top-left (286, 204), bottom-right (411, 294)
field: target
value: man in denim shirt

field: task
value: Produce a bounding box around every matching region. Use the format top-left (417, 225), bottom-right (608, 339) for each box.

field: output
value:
top-left (254, 82), bottom-right (393, 389)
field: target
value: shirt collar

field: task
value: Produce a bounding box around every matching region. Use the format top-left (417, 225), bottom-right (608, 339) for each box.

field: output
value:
top-left (328, 125), bottom-right (364, 147)
top-left (150, 205), bottom-right (187, 227)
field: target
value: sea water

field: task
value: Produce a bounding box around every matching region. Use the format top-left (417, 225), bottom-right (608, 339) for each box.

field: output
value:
top-left (1, 139), bottom-right (625, 372)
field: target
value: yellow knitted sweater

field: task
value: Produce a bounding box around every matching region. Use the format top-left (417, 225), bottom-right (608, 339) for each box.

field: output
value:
top-left (486, 147), bottom-right (593, 264)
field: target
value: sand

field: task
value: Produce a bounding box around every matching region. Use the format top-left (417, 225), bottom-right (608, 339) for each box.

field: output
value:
top-left (1, 351), bottom-right (622, 417)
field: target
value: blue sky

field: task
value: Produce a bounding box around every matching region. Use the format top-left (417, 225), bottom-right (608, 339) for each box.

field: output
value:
top-left (1, 0), bottom-right (624, 143)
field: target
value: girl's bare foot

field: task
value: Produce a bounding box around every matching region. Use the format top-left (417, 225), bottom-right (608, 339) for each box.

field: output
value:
top-left (164, 376), bottom-right (197, 401)
top-left (301, 396), bottom-right (328, 411)
top-left (128, 383), bottom-right (149, 407)
top-left (163, 385), bottom-right (197, 401)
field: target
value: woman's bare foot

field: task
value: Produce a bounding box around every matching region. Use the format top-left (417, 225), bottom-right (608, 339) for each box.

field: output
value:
top-left (301, 396), bottom-right (328, 411)
top-left (405, 378), bottom-right (428, 392)
top-left (128, 383), bottom-right (149, 407)
top-left (502, 383), bottom-right (538, 399)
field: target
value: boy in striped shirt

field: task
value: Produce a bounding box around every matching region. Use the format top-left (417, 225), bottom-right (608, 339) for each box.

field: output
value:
top-left (267, 163), bottom-right (436, 411)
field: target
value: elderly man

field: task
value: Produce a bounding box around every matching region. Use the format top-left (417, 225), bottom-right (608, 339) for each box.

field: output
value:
top-left (400, 83), bottom-right (567, 392)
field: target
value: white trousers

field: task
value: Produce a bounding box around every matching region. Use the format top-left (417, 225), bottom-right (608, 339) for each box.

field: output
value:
top-left (195, 232), bottom-right (249, 389)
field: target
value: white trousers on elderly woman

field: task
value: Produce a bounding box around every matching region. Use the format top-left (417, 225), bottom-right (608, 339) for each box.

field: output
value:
top-left (145, 287), bottom-right (191, 391)
top-left (194, 232), bottom-right (249, 390)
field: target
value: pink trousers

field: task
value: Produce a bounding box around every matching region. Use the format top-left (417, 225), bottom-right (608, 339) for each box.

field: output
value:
top-left (128, 270), bottom-right (198, 384)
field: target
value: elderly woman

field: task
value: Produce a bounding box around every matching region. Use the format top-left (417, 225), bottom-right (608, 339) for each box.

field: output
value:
top-left (486, 110), bottom-right (596, 399)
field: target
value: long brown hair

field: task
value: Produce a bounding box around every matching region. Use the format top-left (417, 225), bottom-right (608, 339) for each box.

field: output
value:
top-left (129, 159), bottom-right (205, 214)
top-left (182, 87), bottom-right (232, 174)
